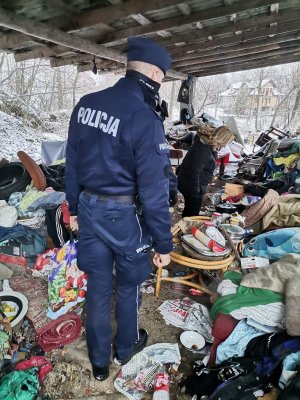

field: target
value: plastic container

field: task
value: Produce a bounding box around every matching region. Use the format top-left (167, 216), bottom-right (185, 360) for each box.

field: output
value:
top-left (153, 372), bottom-right (169, 400)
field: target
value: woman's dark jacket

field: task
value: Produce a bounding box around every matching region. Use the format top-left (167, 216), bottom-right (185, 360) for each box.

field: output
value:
top-left (177, 135), bottom-right (217, 196)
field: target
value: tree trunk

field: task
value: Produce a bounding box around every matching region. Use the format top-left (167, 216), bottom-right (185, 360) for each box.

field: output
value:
top-left (290, 88), bottom-right (300, 125)
top-left (72, 71), bottom-right (79, 108)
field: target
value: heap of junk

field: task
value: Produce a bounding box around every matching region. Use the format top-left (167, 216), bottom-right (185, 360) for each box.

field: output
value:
top-left (0, 112), bottom-right (300, 400)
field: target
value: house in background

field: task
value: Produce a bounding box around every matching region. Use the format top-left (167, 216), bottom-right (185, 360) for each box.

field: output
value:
top-left (219, 79), bottom-right (280, 114)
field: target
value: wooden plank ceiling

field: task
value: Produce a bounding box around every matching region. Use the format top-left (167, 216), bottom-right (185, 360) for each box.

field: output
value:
top-left (0, 0), bottom-right (299, 80)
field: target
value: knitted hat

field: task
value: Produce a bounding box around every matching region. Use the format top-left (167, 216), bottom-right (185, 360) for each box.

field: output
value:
top-left (127, 37), bottom-right (172, 75)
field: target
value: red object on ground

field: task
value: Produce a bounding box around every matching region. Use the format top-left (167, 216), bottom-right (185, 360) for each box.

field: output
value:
top-left (37, 314), bottom-right (82, 352)
top-left (0, 253), bottom-right (26, 267)
top-left (9, 274), bottom-right (82, 352)
top-left (191, 227), bottom-right (225, 253)
top-left (15, 356), bottom-right (53, 383)
top-left (208, 313), bottom-right (239, 366)
top-left (61, 201), bottom-right (70, 225)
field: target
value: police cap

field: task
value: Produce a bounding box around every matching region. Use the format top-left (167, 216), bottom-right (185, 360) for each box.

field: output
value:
top-left (127, 37), bottom-right (172, 75)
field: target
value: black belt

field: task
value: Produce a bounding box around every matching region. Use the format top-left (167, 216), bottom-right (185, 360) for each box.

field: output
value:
top-left (83, 190), bottom-right (136, 204)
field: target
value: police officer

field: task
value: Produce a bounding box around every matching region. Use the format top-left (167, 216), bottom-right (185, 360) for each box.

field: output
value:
top-left (66, 37), bottom-right (174, 381)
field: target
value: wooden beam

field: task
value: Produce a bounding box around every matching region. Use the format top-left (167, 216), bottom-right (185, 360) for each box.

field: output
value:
top-left (77, 62), bottom-right (125, 74)
top-left (158, 14), bottom-right (300, 49)
top-left (99, 0), bottom-right (280, 44)
top-left (0, 7), bottom-right (186, 80)
top-left (193, 55), bottom-right (300, 77)
top-left (14, 45), bottom-right (74, 62)
top-left (0, 6), bottom-right (126, 63)
top-left (0, 31), bottom-right (38, 51)
top-left (172, 40), bottom-right (300, 68)
top-left (64, 0), bottom-right (185, 33)
top-left (50, 54), bottom-right (95, 67)
top-left (131, 14), bottom-right (151, 25)
top-left (177, 3), bottom-right (191, 16)
top-left (183, 47), bottom-right (300, 73)
top-left (50, 54), bottom-right (122, 69)
top-left (171, 32), bottom-right (300, 61)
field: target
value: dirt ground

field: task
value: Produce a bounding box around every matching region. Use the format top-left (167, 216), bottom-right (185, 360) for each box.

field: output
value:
top-left (42, 198), bottom-right (213, 400)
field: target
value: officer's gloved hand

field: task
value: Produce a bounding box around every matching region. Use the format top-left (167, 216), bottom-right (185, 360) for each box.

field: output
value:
top-left (169, 191), bottom-right (178, 207)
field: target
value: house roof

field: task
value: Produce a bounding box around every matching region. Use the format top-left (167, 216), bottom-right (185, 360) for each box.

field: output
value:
top-left (0, 0), bottom-right (300, 80)
top-left (220, 79), bottom-right (280, 97)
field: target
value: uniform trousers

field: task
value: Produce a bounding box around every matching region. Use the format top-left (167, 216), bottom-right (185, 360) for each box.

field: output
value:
top-left (77, 191), bottom-right (151, 366)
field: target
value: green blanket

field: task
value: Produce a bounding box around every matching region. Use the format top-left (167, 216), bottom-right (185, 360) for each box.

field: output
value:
top-left (210, 271), bottom-right (284, 321)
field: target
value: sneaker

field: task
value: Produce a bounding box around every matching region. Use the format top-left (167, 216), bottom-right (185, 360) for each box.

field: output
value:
top-left (92, 365), bottom-right (109, 381)
top-left (114, 328), bottom-right (148, 366)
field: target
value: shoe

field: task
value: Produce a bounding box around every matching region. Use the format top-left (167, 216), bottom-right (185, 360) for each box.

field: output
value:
top-left (114, 328), bottom-right (148, 366)
top-left (92, 365), bottom-right (109, 381)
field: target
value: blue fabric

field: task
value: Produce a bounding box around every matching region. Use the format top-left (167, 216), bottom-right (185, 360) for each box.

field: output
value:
top-left (264, 158), bottom-right (284, 178)
top-left (256, 339), bottom-right (300, 377)
top-left (77, 191), bottom-right (151, 366)
top-left (66, 74), bottom-right (173, 254)
top-left (0, 224), bottom-right (38, 243)
top-left (243, 228), bottom-right (300, 261)
top-left (0, 224), bottom-right (45, 256)
top-left (27, 192), bottom-right (66, 211)
top-left (280, 351), bottom-right (300, 389)
top-left (216, 320), bottom-right (265, 364)
top-left (127, 37), bottom-right (171, 74)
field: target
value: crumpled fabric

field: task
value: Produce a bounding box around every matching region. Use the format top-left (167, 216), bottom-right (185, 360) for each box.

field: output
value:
top-left (217, 279), bottom-right (238, 296)
top-left (241, 189), bottom-right (280, 228)
top-left (273, 153), bottom-right (299, 168)
top-left (27, 191), bottom-right (66, 211)
top-left (0, 200), bottom-right (17, 228)
top-left (262, 194), bottom-right (300, 230)
top-left (208, 313), bottom-right (239, 366)
top-left (15, 356), bottom-right (53, 384)
top-left (0, 368), bottom-right (39, 400)
top-left (210, 271), bottom-right (283, 322)
top-left (8, 192), bottom-right (45, 219)
top-left (279, 351), bottom-right (300, 389)
top-left (216, 320), bottom-right (265, 364)
top-left (18, 188), bottom-right (47, 212)
top-left (230, 302), bottom-right (285, 330)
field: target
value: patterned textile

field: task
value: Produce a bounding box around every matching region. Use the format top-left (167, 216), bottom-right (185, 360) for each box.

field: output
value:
top-left (10, 273), bottom-right (81, 352)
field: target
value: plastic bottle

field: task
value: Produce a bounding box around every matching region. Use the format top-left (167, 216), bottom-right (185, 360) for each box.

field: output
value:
top-left (153, 372), bottom-right (169, 400)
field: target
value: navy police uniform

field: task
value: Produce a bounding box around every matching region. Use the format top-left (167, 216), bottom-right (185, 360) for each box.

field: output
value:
top-left (66, 37), bottom-right (173, 368)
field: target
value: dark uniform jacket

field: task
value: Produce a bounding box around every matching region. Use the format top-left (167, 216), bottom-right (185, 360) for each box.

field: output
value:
top-left (65, 74), bottom-right (173, 254)
top-left (177, 135), bottom-right (217, 196)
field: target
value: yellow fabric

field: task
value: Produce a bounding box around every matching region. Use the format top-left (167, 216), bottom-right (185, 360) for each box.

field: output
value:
top-left (51, 158), bottom-right (65, 165)
top-left (273, 153), bottom-right (299, 167)
top-left (19, 188), bottom-right (47, 212)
